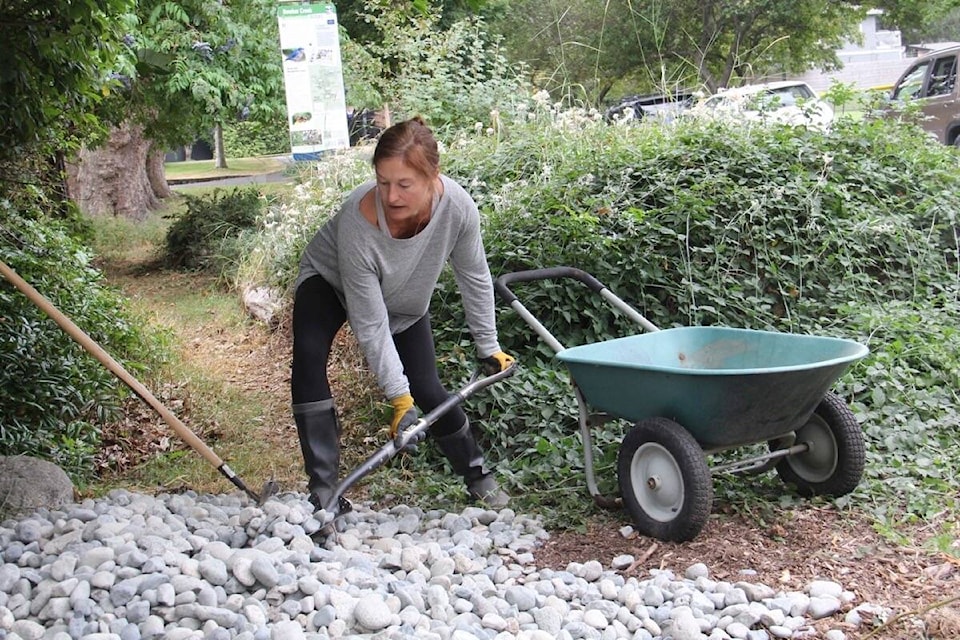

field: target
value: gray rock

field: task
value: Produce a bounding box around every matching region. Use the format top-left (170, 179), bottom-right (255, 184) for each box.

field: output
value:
top-left (808, 596), bottom-right (842, 619)
top-left (0, 490), bottom-right (876, 640)
top-left (0, 456), bottom-right (74, 519)
top-left (354, 593), bottom-right (392, 631)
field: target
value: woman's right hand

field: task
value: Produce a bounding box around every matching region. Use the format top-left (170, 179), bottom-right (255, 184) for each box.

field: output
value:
top-left (480, 351), bottom-right (516, 376)
top-left (389, 393), bottom-right (418, 438)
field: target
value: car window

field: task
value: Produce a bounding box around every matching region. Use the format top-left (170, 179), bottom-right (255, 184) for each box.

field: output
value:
top-left (893, 61), bottom-right (930, 100)
top-left (927, 55), bottom-right (957, 97)
top-left (751, 86), bottom-right (802, 110)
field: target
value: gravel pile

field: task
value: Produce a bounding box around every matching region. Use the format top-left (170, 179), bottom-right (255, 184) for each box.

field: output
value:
top-left (0, 489), bottom-right (887, 640)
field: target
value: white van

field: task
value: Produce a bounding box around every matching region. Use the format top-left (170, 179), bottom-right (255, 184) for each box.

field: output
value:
top-left (690, 81), bottom-right (834, 129)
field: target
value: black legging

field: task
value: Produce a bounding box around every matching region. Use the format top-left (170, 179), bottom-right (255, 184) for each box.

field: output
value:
top-left (291, 274), bottom-right (466, 437)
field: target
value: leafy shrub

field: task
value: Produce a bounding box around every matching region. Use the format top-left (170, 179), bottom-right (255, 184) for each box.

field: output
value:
top-left (223, 114), bottom-right (290, 158)
top-left (164, 187), bottom-right (266, 274)
top-left (0, 202), bottom-right (159, 483)
top-left (436, 107), bottom-right (960, 526)
top-left (238, 92), bottom-right (960, 531)
top-left (359, 2), bottom-right (530, 130)
top-left (231, 152), bottom-right (372, 298)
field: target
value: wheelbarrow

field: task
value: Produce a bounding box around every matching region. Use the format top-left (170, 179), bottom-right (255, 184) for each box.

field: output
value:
top-left (494, 267), bottom-right (869, 542)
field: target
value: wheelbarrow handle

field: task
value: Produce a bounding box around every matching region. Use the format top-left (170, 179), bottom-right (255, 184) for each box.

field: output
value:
top-left (494, 267), bottom-right (605, 304)
top-left (323, 362), bottom-right (518, 513)
top-left (494, 267), bottom-right (659, 353)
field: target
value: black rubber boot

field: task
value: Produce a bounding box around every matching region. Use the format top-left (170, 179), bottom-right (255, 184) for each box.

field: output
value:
top-left (435, 419), bottom-right (509, 508)
top-left (293, 399), bottom-right (341, 512)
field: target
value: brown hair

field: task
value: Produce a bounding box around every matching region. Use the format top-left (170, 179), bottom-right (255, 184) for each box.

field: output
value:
top-left (372, 116), bottom-right (440, 178)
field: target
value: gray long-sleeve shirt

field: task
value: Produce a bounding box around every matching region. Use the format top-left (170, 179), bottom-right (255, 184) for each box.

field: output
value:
top-left (295, 175), bottom-right (501, 399)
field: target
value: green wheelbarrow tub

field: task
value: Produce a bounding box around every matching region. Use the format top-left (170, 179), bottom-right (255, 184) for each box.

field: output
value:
top-left (556, 326), bottom-right (868, 449)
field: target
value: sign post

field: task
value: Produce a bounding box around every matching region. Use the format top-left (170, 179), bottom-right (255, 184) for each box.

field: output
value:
top-left (276, 2), bottom-right (349, 160)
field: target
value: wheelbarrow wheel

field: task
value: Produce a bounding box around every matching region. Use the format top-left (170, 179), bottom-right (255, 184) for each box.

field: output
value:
top-left (617, 417), bottom-right (712, 542)
top-left (775, 392), bottom-right (865, 497)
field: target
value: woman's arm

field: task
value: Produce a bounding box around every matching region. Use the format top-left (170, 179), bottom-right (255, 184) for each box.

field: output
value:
top-left (449, 195), bottom-right (501, 358)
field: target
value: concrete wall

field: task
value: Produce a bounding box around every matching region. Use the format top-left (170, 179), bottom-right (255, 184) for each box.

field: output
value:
top-left (796, 10), bottom-right (912, 92)
top-left (796, 58), bottom-right (915, 93)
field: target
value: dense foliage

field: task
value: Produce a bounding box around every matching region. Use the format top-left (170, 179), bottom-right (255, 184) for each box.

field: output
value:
top-left (163, 188), bottom-right (267, 273)
top-left (0, 205), bottom-right (158, 482)
top-left (342, 0), bottom-right (531, 129)
top-left (114, 0), bottom-right (284, 152)
top-left (441, 102), bottom-right (960, 529)
top-left (0, 0), bottom-right (132, 162)
top-left (222, 116), bottom-right (290, 158)
top-left (490, 0), bottom-right (866, 101)
top-left (242, 95), bottom-right (960, 533)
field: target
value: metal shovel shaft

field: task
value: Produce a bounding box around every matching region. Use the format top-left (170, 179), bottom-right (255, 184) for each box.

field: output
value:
top-left (324, 363), bottom-right (517, 513)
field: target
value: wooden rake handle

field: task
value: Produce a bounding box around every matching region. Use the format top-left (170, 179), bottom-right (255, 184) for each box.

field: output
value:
top-left (0, 258), bottom-right (261, 501)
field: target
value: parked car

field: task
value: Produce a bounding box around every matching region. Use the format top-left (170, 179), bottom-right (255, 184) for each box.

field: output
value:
top-left (604, 91), bottom-right (697, 123)
top-left (888, 45), bottom-right (960, 146)
top-left (689, 80), bottom-right (834, 129)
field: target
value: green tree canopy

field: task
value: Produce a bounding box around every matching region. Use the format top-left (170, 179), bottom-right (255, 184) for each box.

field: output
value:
top-left (0, 0), bottom-right (132, 163)
top-left (491, 1), bottom-right (949, 102)
top-left (874, 0), bottom-right (960, 42)
top-left (114, 0), bottom-right (284, 150)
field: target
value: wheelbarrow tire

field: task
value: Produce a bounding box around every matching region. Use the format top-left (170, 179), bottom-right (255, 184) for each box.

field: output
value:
top-left (775, 392), bottom-right (865, 497)
top-left (617, 417), bottom-right (712, 542)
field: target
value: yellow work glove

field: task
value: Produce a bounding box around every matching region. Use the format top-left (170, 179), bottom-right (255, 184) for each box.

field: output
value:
top-left (389, 393), bottom-right (418, 438)
top-left (480, 351), bottom-right (516, 376)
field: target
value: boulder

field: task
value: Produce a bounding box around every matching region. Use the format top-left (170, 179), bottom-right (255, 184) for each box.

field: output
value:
top-left (0, 455), bottom-right (75, 519)
top-left (242, 285), bottom-right (283, 327)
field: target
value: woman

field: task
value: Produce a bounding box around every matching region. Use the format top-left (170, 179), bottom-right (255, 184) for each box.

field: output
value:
top-left (291, 117), bottom-right (515, 514)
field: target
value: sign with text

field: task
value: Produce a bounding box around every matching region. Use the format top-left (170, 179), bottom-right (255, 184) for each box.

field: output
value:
top-left (277, 2), bottom-right (349, 160)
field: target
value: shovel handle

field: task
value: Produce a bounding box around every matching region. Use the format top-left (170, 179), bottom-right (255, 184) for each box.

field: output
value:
top-left (0, 260), bottom-right (267, 501)
top-left (325, 362), bottom-right (517, 512)
top-left (0, 259), bottom-right (225, 468)
top-left (0, 260), bottom-right (264, 501)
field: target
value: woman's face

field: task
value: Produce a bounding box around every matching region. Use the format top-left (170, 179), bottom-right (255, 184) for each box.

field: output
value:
top-left (375, 156), bottom-right (436, 221)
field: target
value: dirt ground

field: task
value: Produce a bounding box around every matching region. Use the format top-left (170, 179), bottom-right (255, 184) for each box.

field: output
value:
top-left (99, 269), bottom-right (959, 640)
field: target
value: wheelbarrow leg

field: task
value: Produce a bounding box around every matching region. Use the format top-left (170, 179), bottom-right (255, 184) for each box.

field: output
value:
top-left (575, 386), bottom-right (621, 509)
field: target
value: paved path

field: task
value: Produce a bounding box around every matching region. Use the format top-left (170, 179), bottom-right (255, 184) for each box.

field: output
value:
top-left (170, 171), bottom-right (292, 189)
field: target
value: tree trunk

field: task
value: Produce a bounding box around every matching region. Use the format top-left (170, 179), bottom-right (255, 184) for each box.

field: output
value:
top-left (214, 124), bottom-right (227, 169)
top-left (146, 148), bottom-right (171, 200)
top-left (66, 121), bottom-right (162, 221)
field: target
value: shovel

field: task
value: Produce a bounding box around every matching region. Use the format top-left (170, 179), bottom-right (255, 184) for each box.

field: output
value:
top-left (323, 362), bottom-right (517, 516)
top-left (0, 259), bottom-right (277, 504)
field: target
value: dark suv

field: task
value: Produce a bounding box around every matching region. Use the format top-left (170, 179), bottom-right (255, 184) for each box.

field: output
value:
top-left (889, 45), bottom-right (960, 146)
top-left (604, 91), bottom-right (696, 123)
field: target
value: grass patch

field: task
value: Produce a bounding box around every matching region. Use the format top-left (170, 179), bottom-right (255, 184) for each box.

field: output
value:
top-left (87, 199), bottom-right (303, 499)
top-left (164, 156), bottom-right (289, 180)
top-left (89, 266), bottom-right (297, 499)
top-left (88, 214), bottom-right (169, 267)
top-left (171, 182), bottom-right (292, 200)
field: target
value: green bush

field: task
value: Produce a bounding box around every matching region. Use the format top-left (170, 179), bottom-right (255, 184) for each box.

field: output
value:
top-left (0, 203), bottom-right (159, 483)
top-left (360, 6), bottom-right (530, 130)
top-left (434, 108), bottom-right (960, 527)
top-left (223, 114), bottom-right (290, 158)
top-left (164, 187), bottom-right (267, 274)
top-left (238, 94), bottom-right (960, 532)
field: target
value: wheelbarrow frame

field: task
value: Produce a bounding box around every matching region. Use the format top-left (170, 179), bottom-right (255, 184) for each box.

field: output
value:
top-left (495, 266), bottom-right (868, 541)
